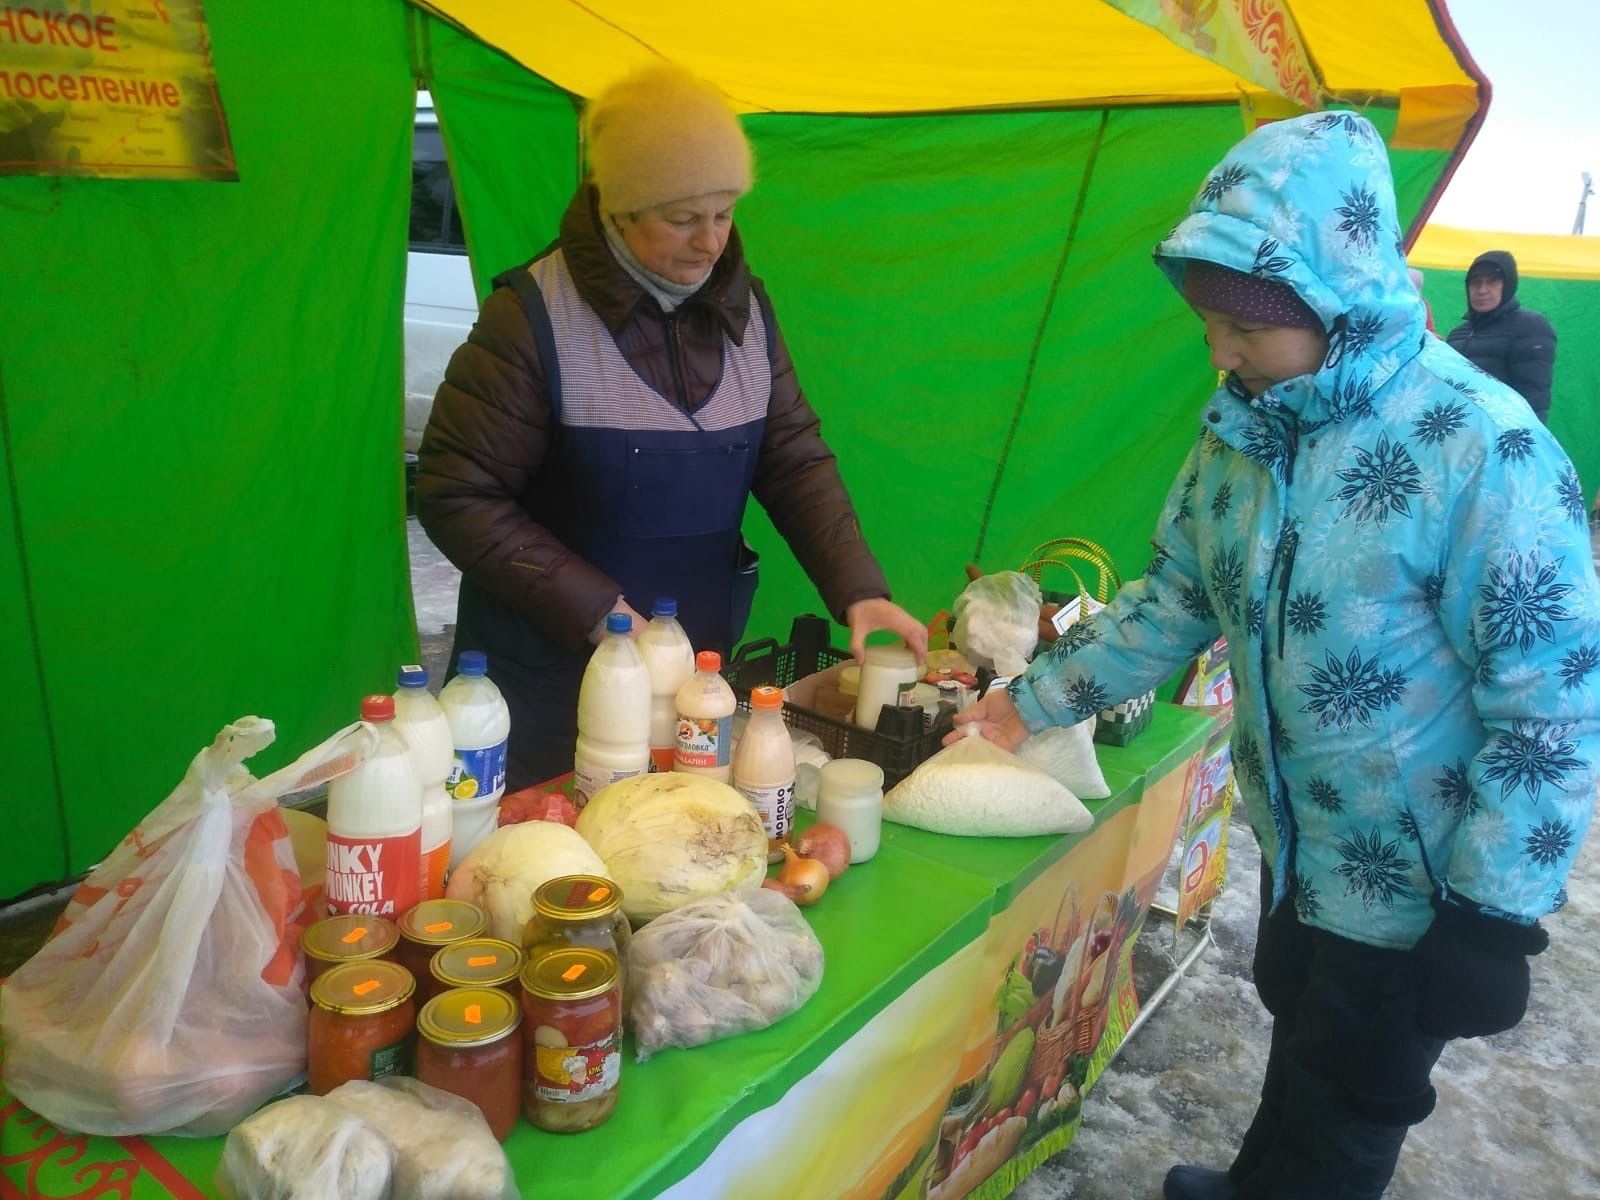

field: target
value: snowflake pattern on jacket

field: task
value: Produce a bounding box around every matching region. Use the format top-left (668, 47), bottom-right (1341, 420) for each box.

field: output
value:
top-left (1009, 112), bottom-right (1600, 949)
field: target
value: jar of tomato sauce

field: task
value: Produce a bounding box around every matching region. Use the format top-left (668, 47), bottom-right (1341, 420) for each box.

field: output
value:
top-left (429, 937), bottom-right (525, 1004)
top-left (522, 875), bottom-right (631, 1005)
top-left (416, 987), bottom-right (523, 1141)
top-left (307, 960), bottom-right (416, 1095)
top-left (301, 914), bottom-right (399, 990)
top-left (395, 898), bottom-right (487, 987)
top-left (519, 947), bottom-right (622, 1133)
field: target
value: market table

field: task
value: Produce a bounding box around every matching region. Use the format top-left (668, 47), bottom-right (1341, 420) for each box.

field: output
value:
top-left (0, 705), bottom-right (1214, 1200)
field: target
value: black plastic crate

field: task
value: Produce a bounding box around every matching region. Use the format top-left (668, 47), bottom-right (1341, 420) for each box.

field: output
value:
top-left (725, 615), bottom-right (953, 790)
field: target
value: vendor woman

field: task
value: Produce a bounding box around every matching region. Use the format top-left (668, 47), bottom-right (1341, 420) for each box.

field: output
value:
top-left (417, 64), bottom-right (924, 788)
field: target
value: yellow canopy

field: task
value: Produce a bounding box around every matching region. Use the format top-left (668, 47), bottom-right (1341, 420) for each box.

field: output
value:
top-left (1411, 224), bottom-right (1600, 282)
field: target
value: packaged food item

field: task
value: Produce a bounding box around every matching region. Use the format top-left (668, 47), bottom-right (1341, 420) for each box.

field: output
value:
top-left (519, 947), bottom-right (622, 1133)
top-left (574, 613), bottom-right (652, 807)
top-left (521, 875), bottom-right (631, 1007)
top-left (439, 651), bottom-right (512, 868)
top-left (674, 650), bottom-right (736, 781)
top-left (393, 664), bottom-right (455, 899)
top-left (395, 899), bottom-right (488, 988)
top-left (215, 1094), bottom-right (394, 1200)
top-left (637, 597), bottom-right (696, 770)
top-left (302, 914), bottom-right (400, 990)
top-left (855, 643), bottom-right (919, 729)
top-left (430, 937), bottom-right (526, 1003)
top-left (325, 696), bottom-right (423, 918)
top-left (883, 725), bottom-right (1093, 837)
top-left (731, 686), bottom-right (796, 862)
top-left (815, 758), bottom-right (885, 863)
top-left (308, 961), bottom-right (417, 1095)
top-left (416, 988), bottom-right (523, 1141)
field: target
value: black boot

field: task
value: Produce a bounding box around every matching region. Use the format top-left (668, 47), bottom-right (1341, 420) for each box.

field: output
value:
top-left (1164, 1165), bottom-right (1239, 1200)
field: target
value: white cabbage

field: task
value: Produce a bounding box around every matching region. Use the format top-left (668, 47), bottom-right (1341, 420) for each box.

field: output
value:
top-left (444, 820), bottom-right (609, 942)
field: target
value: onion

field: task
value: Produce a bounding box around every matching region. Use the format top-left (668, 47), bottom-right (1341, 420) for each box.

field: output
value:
top-left (770, 844), bottom-right (830, 906)
top-left (794, 823), bottom-right (851, 879)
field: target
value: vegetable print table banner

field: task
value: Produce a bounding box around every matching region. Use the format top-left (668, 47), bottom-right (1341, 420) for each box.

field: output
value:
top-left (0, 1), bottom-right (236, 180)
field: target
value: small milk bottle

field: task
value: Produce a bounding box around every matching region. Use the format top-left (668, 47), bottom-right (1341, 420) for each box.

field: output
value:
top-left (573, 613), bottom-right (652, 808)
top-left (637, 597), bottom-right (696, 772)
top-left (674, 651), bottom-right (737, 782)
top-left (732, 685), bottom-right (796, 863)
top-left (325, 695), bottom-right (423, 918)
top-left (392, 664), bottom-right (453, 900)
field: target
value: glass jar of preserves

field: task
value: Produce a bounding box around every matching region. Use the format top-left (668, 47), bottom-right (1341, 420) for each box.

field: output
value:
top-left (395, 898), bottom-right (488, 987)
top-left (307, 960), bottom-right (416, 1095)
top-left (519, 946), bottom-right (621, 1133)
top-left (429, 937), bottom-right (525, 1004)
top-left (416, 987), bottom-right (523, 1141)
top-left (301, 914), bottom-right (400, 990)
top-left (522, 875), bottom-right (631, 1005)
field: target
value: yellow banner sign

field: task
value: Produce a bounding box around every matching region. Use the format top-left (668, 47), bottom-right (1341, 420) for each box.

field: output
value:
top-left (0, 1), bottom-right (235, 181)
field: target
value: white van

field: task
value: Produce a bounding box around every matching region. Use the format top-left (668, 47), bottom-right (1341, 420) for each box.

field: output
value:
top-left (405, 92), bottom-right (478, 450)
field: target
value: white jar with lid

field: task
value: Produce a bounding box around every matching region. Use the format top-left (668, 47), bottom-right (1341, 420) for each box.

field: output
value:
top-left (816, 758), bottom-right (885, 863)
top-left (854, 644), bottom-right (920, 730)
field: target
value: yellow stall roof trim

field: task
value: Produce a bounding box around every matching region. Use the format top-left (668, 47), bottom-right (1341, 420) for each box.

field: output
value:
top-left (1412, 225), bottom-right (1600, 283)
top-left (418, 0), bottom-right (1479, 116)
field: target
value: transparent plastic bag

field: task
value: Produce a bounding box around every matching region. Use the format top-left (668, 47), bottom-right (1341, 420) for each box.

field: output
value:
top-left (1, 717), bottom-right (375, 1136)
top-left (951, 572), bottom-right (1042, 677)
top-left (215, 1095), bottom-right (394, 1200)
top-left (884, 725), bottom-right (1093, 837)
top-left (628, 888), bottom-right (825, 1061)
top-left (1016, 721), bottom-right (1112, 799)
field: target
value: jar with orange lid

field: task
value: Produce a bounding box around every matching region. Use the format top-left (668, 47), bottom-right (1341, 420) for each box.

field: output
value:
top-left (519, 947), bottom-right (622, 1133)
top-left (416, 987), bottom-right (523, 1141)
top-left (395, 898), bottom-right (487, 986)
top-left (522, 875), bottom-right (630, 1005)
top-left (300, 914), bottom-right (400, 990)
top-left (429, 937), bottom-right (525, 1004)
top-left (307, 960), bottom-right (416, 1095)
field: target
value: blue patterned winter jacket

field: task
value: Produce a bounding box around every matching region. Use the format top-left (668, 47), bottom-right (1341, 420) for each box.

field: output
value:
top-left (1010, 112), bottom-right (1600, 949)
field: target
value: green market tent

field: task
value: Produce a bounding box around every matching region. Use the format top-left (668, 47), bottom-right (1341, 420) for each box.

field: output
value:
top-left (0, 0), bottom-right (1484, 897)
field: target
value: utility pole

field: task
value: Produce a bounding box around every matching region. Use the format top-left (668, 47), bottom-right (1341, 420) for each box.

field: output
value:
top-left (1575, 172), bottom-right (1594, 236)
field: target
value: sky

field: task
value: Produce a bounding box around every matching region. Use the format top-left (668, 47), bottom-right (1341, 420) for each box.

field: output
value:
top-left (1428, 0), bottom-right (1600, 234)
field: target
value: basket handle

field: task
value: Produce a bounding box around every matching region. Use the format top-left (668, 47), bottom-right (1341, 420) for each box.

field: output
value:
top-left (1019, 537), bottom-right (1123, 604)
top-left (728, 635), bottom-right (782, 666)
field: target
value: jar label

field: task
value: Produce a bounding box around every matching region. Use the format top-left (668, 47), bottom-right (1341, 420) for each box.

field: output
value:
top-left (739, 780), bottom-right (795, 840)
top-left (675, 715), bottom-right (731, 769)
top-left (369, 1035), bottom-right (413, 1080)
top-left (534, 1031), bottom-right (621, 1103)
top-left (448, 740), bottom-right (507, 800)
top-left (325, 832), bottom-right (421, 917)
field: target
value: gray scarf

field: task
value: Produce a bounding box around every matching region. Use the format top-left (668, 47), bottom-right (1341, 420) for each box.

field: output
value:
top-left (603, 219), bottom-right (709, 312)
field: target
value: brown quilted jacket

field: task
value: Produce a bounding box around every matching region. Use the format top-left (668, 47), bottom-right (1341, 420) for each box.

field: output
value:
top-left (416, 185), bottom-right (890, 649)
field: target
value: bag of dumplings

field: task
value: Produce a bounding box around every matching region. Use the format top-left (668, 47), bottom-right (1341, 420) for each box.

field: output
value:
top-left (885, 725), bottom-right (1093, 837)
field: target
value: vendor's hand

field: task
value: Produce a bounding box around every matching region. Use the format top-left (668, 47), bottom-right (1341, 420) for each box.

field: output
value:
top-left (845, 598), bottom-right (929, 664)
top-left (947, 688), bottom-right (1030, 751)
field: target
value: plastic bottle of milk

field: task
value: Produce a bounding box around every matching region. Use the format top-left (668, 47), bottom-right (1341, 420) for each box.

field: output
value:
top-left (637, 597), bottom-right (696, 772)
top-left (392, 664), bottom-right (452, 900)
top-left (439, 651), bottom-right (511, 867)
top-left (732, 685), bottom-right (796, 863)
top-left (674, 651), bottom-right (737, 782)
top-left (573, 613), bottom-right (652, 808)
top-left (325, 695), bottom-right (423, 918)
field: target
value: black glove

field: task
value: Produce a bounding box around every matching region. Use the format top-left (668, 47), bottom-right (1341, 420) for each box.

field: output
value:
top-left (1416, 896), bottom-right (1548, 1040)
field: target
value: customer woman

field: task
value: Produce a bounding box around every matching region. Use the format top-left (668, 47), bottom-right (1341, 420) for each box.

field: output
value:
top-left (417, 64), bottom-right (924, 789)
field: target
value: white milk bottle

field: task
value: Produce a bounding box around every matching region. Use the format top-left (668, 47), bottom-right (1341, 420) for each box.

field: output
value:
top-left (573, 613), bottom-right (652, 808)
top-left (392, 664), bottom-right (452, 900)
top-left (325, 695), bottom-right (423, 918)
top-left (674, 651), bottom-right (737, 782)
top-left (438, 650), bottom-right (511, 867)
top-left (637, 597), bottom-right (696, 772)
top-left (732, 685), bottom-right (796, 863)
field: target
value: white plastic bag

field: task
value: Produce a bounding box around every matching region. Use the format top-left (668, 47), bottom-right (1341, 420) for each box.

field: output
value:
top-left (1016, 721), bottom-right (1112, 799)
top-left (323, 1078), bottom-right (519, 1200)
top-left (884, 725), bottom-right (1093, 836)
top-left (951, 572), bottom-right (1042, 676)
top-left (215, 1095), bottom-right (395, 1200)
top-left (1, 717), bottom-right (375, 1136)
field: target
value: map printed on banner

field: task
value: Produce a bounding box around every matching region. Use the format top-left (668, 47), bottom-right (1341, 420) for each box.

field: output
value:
top-left (0, 1), bottom-right (236, 181)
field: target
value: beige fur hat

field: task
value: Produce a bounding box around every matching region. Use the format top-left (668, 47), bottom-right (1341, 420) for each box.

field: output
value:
top-left (583, 64), bottom-right (753, 215)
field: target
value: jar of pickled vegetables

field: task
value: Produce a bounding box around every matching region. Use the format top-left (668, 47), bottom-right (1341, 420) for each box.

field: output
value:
top-left (307, 960), bottom-right (416, 1095)
top-left (300, 914), bottom-right (399, 990)
top-left (429, 937), bottom-right (525, 1004)
top-left (416, 987), bottom-right (523, 1141)
top-left (519, 947), bottom-right (622, 1133)
top-left (522, 875), bottom-right (630, 1005)
top-left (395, 898), bottom-right (488, 987)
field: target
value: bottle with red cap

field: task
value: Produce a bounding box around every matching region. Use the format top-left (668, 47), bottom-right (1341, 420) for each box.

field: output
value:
top-left (324, 695), bottom-right (423, 919)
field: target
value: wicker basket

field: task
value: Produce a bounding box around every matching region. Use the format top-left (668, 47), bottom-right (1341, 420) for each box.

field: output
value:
top-left (1029, 1012), bottom-right (1077, 1092)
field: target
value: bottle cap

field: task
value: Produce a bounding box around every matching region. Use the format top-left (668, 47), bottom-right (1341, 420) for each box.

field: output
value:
top-left (606, 612), bottom-right (633, 635)
top-left (396, 664), bottom-right (429, 689)
top-left (652, 597), bottom-right (678, 617)
top-left (696, 650), bottom-right (722, 672)
top-left (361, 694), bottom-right (396, 722)
top-left (457, 650), bottom-right (488, 676)
top-left (751, 685), bottom-right (784, 711)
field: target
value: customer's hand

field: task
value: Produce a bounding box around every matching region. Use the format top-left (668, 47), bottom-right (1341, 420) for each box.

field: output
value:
top-left (1415, 897), bottom-right (1548, 1040)
top-left (845, 598), bottom-right (929, 663)
top-left (947, 688), bottom-right (1030, 751)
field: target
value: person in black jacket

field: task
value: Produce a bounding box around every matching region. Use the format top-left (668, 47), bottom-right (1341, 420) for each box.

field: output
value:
top-left (1445, 250), bottom-right (1557, 422)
